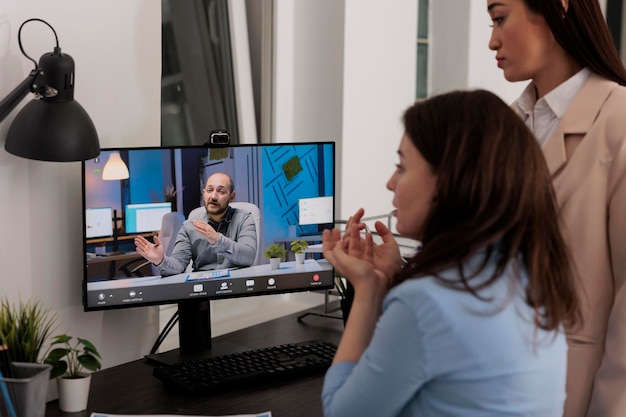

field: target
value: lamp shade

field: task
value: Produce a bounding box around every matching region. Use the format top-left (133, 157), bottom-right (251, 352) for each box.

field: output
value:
top-left (5, 98), bottom-right (99, 161)
top-left (2, 43), bottom-right (100, 162)
top-left (102, 152), bottom-right (129, 180)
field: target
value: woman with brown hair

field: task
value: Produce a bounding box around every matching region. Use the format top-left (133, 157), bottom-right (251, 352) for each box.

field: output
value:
top-left (487, 1), bottom-right (626, 415)
top-left (321, 89), bottom-right (579, 417)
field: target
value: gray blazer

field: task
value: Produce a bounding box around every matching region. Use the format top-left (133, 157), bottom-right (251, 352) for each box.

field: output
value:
top-left (157, 206), bottom-right (257, 276)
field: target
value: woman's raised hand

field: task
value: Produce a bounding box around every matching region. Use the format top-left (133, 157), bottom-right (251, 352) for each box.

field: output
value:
top-left (323, 209), bottom-right (402, 293)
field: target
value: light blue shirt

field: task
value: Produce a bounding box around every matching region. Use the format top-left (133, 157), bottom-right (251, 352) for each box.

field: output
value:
top-left (322, 254), bottom-right (567, 417)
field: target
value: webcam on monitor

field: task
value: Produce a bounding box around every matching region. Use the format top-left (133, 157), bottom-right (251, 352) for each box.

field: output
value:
top-left (209, 130), bottom-right (230, 145)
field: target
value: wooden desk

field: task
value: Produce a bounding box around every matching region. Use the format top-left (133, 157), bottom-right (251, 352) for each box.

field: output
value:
top-left (46, 305), bottom-right (344, 417)
top-left (86, 232), bottom-right (154, 245)
top-left (86, 252), bottom-right (151, 280)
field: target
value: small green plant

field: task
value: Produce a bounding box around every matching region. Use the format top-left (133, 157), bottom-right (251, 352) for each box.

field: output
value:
top-left (264, 243), bottom-right (286, 259)
top-left (290, 239), bottom-right (309, 253)
top-left (290, 239), bottom-right (309, 254)
top-left (43, 334), bottom-right (102, 379)
top-left (0, 297), bottom-right (58, 363)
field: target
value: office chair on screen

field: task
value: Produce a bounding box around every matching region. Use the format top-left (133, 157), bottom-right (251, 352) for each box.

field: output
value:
top-left (121, 211), bottom-right (186, 277)
top-left (229, 201), bottom-right (262, 265)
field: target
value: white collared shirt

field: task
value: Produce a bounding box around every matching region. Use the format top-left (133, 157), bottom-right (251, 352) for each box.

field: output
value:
top-left (516, 68), bottom-right (592, 144)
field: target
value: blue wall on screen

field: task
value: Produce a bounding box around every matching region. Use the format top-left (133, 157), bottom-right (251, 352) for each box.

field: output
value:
top-left (261, 144), bottom-right (334, 245)
top-left (128, 150), bottom-right (167, 203)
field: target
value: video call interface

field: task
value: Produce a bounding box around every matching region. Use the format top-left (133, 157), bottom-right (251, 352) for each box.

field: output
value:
top-left (82, 142), bottom-right (336, 311)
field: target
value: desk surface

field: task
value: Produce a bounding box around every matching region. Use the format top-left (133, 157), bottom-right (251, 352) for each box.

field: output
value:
top-left (46, 304), bottom-right (344, 417)
top-left (86, 251), bottom-right (143, 264)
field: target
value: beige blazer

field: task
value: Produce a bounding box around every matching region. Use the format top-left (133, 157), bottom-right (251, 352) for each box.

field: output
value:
top-left (528, 73), bottom-right (626, 417)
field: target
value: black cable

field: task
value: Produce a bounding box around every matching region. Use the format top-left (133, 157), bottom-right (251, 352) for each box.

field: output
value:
top-left (17, 18), bottom-right (60, 70)
top-left (149, 309), bottom-right (180, 355)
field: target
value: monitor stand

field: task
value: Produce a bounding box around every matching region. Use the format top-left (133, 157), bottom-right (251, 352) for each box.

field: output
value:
top-left (144, 299), bottom-right (250, 366)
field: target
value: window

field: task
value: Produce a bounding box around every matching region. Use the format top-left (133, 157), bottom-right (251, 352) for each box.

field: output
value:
top-left (606, 0), bottom-right (624, 60)
top-left (416, 0), bottom-right (429, 100)
top-left (161, 0), bottom-right (240, 146)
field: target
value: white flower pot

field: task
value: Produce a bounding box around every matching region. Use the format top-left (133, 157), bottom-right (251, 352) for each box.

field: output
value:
top-left (295, 252), bottom-right (305, 265)
top-left (269, 257), bottom-right (281, 270)
top-left (57, 373), bottom-right (92, 412)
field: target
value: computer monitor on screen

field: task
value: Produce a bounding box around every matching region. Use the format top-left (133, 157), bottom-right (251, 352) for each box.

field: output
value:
top-left (81, 142), bottom-right (335, 364)
top-left (298, 195), bottom-right (334, 233)
top-left (125, 202), bottom-right (172, 234)
top-left (85, 207), bottom-right (114, 238)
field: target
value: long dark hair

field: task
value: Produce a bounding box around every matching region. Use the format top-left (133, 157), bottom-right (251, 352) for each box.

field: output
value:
top-left (524, 0), bottom-right (626, 85)
top-left (395, 90), bottom-right (579, 331)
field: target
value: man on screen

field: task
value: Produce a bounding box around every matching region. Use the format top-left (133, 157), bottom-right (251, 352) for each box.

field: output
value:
top-left (134, 172), bottom-right (257, 277)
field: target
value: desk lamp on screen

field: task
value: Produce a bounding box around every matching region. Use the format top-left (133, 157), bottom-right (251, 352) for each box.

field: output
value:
top-left (0, 18), bottom-right (99, 162)
top-left (100, 152), bottom-right (130, 251)
top-left (82, 143), bottom-right (336, 365)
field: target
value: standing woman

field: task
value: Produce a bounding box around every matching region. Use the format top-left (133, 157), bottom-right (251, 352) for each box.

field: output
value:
top-left (487, 1), bottom-right (626, 416)
top-left (322, 90), bottom-right (579, 416)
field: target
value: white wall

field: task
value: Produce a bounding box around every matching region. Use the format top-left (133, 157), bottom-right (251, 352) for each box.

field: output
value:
top-left (271, 0), bottom-right (527, 224)
top-left (273, 0), bottom-right (417, 221)
top-left (0, 0), bottom-right (161, 369)
top-left (340, 0), bottom-right (418, 220)
top-left (430, 0), bottom-right (471, 96)
top-left (430, 0), bottom-right (524, 104)
top-left (273, 0), bottom-right (346, 210)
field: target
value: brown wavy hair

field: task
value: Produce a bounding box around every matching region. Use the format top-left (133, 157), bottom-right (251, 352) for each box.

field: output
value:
top-left (395, 90), bottom-right (579, 331)
top-left (524, 0), bottom-right (626, 85)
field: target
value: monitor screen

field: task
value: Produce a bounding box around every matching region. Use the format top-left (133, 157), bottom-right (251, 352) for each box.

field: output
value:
top-left (298, 196), bottom-right (334, 226)
top-left (81, 142), bottom-right (336, 361)
top-left (85, 207), bottom-right (114, 238)
top-left (125, 202), bottom-right (172, 234)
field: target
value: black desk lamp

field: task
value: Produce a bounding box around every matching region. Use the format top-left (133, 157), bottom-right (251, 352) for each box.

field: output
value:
top-left (0, 18), bottom-right (100, 162)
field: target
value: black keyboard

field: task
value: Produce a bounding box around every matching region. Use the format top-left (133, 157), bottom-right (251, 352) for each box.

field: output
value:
top-left (153, 339), bottom-right (337, 395)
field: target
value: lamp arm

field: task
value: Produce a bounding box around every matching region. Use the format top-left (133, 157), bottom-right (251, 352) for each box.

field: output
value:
top-left (0, 69), bottom-right (39, 124)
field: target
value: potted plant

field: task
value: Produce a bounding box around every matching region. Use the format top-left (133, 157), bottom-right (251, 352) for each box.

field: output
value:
top-left (43, 334), bottom-right (102, 413)
top-left (0, 297), bottom-right (56, 417)
top-left (290, 239), bottom-right (309, 265)
top-left (264, 243), bottom-right (286, 270)
top-left (0, 297), bottom-right (57, 363)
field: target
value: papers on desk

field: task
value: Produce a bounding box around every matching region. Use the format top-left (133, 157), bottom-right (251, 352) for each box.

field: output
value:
top-left (186, 269), bottom-right (231, 280)
top-left (91, 412), bottom-right (271, 417)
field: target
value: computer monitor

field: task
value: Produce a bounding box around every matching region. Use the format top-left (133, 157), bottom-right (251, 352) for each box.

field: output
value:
top-left (125, 202), bottom-right (172, 234)
top-left (85, 207), bottom-right (114, 238)
top-left (81, 142), bottom-right (336, 363)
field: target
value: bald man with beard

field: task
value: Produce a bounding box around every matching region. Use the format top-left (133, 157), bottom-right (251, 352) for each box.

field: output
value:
top-left (134, 172), bottom-right (257, 276)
